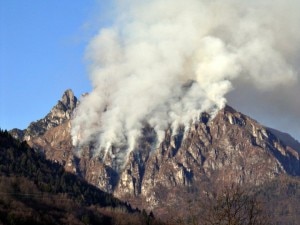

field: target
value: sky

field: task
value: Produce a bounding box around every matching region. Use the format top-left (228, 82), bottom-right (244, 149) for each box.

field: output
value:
top-left (0, 0), bottom-right (110, 130)
top-left (1, 1), bottom-right (299, 142)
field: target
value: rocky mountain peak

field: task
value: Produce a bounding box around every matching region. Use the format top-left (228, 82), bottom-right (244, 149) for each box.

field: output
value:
top-left (10, 89), bottom-right (78, 141)
top-left (60, 89), bottom-right (77, 111)
top-left (49, 89), bottom-right (77, 121)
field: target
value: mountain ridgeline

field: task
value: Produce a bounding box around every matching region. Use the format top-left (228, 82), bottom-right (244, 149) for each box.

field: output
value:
top-left (9, 89), bottom-right (300, 224)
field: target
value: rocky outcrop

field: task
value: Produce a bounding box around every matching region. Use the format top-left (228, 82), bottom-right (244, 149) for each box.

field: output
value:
top-left (13, 89), bottom-right (78, 142)
top-left (9, 128), bottom-right (25, 140)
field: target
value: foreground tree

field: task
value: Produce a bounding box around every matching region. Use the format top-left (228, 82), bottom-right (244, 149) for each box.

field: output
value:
top-left (200, 184), bottom-right (270, 225)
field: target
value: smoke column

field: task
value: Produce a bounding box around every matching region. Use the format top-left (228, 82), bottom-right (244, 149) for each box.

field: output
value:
top-left (72, 0), bottom-right (300, 164)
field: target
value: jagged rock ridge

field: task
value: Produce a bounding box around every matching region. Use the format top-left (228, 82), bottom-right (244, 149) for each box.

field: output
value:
top-left (10, 89), bottom-right (77, 141)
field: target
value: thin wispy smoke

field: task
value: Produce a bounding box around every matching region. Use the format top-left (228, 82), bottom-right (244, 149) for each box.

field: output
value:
top-left (72, 0), bottom-right (300, 165)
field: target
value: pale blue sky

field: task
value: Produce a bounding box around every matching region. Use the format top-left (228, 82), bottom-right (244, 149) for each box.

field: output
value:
top-left (0, 1), bottom-right (111, 130)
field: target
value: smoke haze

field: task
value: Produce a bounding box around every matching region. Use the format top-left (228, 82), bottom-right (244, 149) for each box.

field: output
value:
top-left (72, 0), bottom-right (300, 164)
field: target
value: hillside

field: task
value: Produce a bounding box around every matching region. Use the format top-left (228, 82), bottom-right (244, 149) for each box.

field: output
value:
top-left (0, 129), bottom-right (162, 225)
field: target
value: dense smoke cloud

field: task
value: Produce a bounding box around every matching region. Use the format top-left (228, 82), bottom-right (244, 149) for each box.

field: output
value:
top-left (72, 0), bottom-right (300, 164)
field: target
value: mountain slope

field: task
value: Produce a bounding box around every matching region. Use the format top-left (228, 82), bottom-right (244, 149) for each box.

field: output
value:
top-left (10, 90), bottom-right (300, 222)
top-left (268, 127), bottom-right (300, 154)
top-left (113, 105), bottom-right (299, 211)
top-left (0, 129), bottom-right (163, 225)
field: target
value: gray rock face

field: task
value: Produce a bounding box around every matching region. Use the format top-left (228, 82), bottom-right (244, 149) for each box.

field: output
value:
top-left (11, 90), bottom-right (300, 214)
top-left (9, 128), bottom-right (25, 140)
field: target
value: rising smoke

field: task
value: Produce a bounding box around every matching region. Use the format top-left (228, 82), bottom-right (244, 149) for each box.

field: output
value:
top-left (71, 0), bottom-right (300, 164)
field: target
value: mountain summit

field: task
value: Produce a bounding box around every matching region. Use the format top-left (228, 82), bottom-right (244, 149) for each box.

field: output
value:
top-left (10, 89), bottom-right (77, 141)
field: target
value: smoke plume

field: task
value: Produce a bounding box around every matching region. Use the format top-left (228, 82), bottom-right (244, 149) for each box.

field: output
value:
top-left (72, 0), bottom-right (300, 164)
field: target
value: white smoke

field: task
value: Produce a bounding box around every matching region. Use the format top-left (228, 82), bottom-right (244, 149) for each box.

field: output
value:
top-left (72, 0), bottom-right (300, 164)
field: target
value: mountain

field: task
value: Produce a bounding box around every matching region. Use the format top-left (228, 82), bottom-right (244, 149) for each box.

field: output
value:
top-left (9, 89), bottom-right (300, 223)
